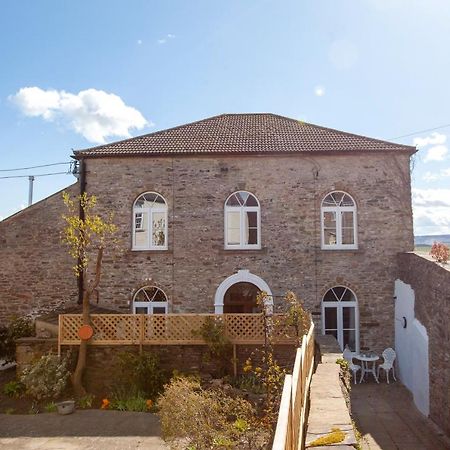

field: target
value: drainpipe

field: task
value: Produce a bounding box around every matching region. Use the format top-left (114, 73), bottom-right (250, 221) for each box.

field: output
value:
top-left (77, 158), bottom-right (86, 305)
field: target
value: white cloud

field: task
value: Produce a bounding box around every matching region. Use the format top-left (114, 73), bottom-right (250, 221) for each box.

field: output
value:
top-left (412, 188), bottom-right (450, 234)
top-left (10, 87), bottom-right (149, 144)
top-left (329, 40), bottom-right (358, 70)
top-left (442, 168), bottom-right (450, 177)
top-left (157, 34), bottom-right (175, 44)
top-left (422, 171), bottom-right (439, 182)
top-left (423, 145), bottom-right (448, 162)
top-left (413, 132), bottom-right (446, 148)
top-left (314, 86), bottom-right (325, 97)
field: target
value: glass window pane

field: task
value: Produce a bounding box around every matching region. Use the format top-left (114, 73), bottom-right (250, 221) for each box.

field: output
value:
top-left (322, 194), bottom-right (336, 206)
top-left (343, 330), bottom-right (356, 351)
top-left (323, 211), bottom-right (337, 245)
top-left (341, 194), bottom-right (354, 207)
top-left (135, 307), bottom-right (148, 314)
top-left (226, 194), bottom-right (240, 206)
top-left (152, 212), bottom-right (166, 246)
top-left (227, 211), bottom-right (240, 245)
top-left (325, 329), bottom-right (338, 339)
top-left (152, 307), bottom-right (166, 314)
top-left (246, 211), bottom-right (258, 228)
top-left (343, 307), bottom-right (356, 328)
top-left (324, 307), bottom-right (337, 330)
top-left (134, 212), bottom-right (149, 247)
top-left (341, 288), bottom-right (355, 302)
top-left (245, 194), bottom-right (258, 207)
top-left (247, 228), bottom-right (258, 245)
top-left (342, 227), bottom-right (354, 245)
top-left (342, 211), bottom-right (354, 228)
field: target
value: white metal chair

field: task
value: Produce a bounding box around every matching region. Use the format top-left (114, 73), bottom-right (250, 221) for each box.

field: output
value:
top-left (377, 347), bottom-right (397, 384)
top-left (343, 347), bottom-right (361, 385)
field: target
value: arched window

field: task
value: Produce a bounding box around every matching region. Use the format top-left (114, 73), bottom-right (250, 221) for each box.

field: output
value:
top-left (322, 286), bottom-right (359, 352)
top-left (224, 191), bottom-right (260, 249)
top-left (321, 191), bottom-right (357, 249)
top-left (132, 286), bottom-right (168, 314)
top-left (133, 192), bottom-right (168, 250)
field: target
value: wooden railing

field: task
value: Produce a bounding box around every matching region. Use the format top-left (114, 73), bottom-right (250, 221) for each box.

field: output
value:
top-left (272, 323), bottom-right (315, 450)
top-left (58, 313), bottom-right (300, 350)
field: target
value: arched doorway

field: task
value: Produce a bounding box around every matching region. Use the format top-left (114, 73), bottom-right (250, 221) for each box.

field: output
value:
top-left (214, 269), bottom-right (273, 314)
top-left (223, 282), bottom-right (260, 313)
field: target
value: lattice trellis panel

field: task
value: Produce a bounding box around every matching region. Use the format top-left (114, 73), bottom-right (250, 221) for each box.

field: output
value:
top-left (59, 313), bottom-right (298, 346)
top-left (225, 314), bottom-right (265, 343)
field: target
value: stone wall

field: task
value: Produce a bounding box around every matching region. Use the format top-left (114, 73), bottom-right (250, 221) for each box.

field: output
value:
top-left (82, 152), bottom-right (413, 352)
top-left (0, 185), bottom-right (79, 324)
top-left (16, 340), bottom-right (295, 395)
top-left (397, 252), bottom-right (450, 436)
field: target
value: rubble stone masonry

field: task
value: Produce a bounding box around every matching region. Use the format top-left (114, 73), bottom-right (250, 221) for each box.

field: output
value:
top-left (0, 151), bottom-right (414, 354)
top-left (397, 252), bottom-right (450, 436)
top-left (82, 151), bottom-right (413, 352)
top-left (0, 184), bottom-right (78, 324)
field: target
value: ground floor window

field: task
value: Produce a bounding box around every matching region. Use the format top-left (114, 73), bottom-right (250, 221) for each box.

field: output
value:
top-left (132, 286), bottom-right (168, 314)
top-left (322, 286), bottom-right (359, 352)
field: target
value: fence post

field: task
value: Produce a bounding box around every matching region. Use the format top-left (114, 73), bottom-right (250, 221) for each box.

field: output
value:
top-left (139, 314), bottom-right (144, 354)
top-left (58, 315), bottom-right (62, 357)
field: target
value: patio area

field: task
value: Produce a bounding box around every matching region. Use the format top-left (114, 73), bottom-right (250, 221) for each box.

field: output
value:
top-left (351, 381), bottom-right (450, 450)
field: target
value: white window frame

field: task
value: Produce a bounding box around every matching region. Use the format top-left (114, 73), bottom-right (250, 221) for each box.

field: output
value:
top-left (132, 286), bottom-right (168, 314)
top-left (321, 286), bottom-right (359, 353)
top-left (321, 191), bottom-right (357, 250)
top-left (224, 191), bottom-right (261, 250)
top-left (132, 192), bottom-right (168, 251)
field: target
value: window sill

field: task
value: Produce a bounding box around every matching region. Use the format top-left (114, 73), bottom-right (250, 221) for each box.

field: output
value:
top-left (130, 249), bottom-right (172, 254)
top-left (218, 247), bottom-right (268, 255)
top-left (320, 247), bottom-right (363, 253)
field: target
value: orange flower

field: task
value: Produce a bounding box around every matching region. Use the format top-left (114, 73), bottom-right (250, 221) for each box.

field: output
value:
top-left (146, 399), bottom-right (153, 409)
top-left (101, 398), bottom-right (110, 409)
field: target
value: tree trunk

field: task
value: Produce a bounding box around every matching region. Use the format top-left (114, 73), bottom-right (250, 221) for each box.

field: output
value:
top-left (71, 247), bottom-right (104, 397)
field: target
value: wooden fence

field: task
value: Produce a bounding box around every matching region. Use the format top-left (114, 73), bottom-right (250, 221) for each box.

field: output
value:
top-left (272, 323), bottom-right (315, 450)
top-left (58, 313), bottom-right (299, 350)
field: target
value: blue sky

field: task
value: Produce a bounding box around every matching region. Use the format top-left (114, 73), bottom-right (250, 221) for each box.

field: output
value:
top-left (1, 0), bottom-right (449, 235)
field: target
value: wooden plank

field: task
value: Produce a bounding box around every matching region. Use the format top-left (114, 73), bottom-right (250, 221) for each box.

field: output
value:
top-left (273, 374), bottom-right (293, 450)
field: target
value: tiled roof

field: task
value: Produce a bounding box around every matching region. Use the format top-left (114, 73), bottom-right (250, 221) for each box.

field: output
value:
top-left (74, 113), bottom-right (416, 158)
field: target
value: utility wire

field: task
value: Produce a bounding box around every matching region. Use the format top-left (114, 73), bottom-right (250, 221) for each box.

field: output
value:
top-left (389, 123), bottom-right (450, 141)
top-left (0, 161), bottom-right (72, 172)
top-left (0, 171), bottom-right (70, 180)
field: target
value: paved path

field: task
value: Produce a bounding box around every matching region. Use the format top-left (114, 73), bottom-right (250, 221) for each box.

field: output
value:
top-left (0, 410), bottom-right (167, 449)
top-left (351, 382), bottom-right (450, 450)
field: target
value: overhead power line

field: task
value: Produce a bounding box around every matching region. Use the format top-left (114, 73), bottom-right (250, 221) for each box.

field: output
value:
top-left (0, 161), bottom-right (72, 172)
top-left (389, 123), bottom-right (450, 141)
top-left (0, 171), bottom-right (70, 180)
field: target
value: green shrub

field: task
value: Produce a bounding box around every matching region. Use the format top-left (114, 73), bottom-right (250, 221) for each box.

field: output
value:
top-left (110, 386), bottom-right (150, 412)
top-left (158, 377), bottom-right (269, 449)
top-left (44, 402), bottom-right (57, 413)
top-left (3, 380), bottom-right (25, 398)
top-left (192, 316), bottom-right (233, 376)
top-left (20, 353), bottom-right (70, 400)
top-left (115, 351), bottom-right (166, 400)
top-left (77, 393), bottom-right (95, 409)
top-left (0, 317), bottom-right (34, 364)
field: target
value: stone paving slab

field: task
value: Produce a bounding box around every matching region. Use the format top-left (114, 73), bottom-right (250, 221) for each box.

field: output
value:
top-left (0, 410), bottom-right (167, 449)
top-left (351, 382), bottom-right (450, 450)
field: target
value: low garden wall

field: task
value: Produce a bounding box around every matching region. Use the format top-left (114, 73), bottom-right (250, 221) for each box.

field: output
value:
top-left (16, 338), bottom-right (296, 394)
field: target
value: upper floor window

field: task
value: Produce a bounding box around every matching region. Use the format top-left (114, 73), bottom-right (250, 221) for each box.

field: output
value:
top-left (224, 191), bottom-right (260, 249)
top-left (132, 286), bottom-right (168, 314)
top-left (133, 192), bottom-right (168, 250)
top-left (321, 191), bottom-right (357, 249)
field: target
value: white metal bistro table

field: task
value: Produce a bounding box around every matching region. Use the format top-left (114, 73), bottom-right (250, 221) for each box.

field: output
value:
top-left (356, 352), bottom-right (379, 383)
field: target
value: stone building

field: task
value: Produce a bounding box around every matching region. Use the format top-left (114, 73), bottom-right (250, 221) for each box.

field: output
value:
top-left (0, 113), bottom-right (416, 352)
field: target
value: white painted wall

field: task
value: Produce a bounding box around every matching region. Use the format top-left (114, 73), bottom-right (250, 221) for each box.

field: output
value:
top-left (394, 279), bottom-right (430, 416)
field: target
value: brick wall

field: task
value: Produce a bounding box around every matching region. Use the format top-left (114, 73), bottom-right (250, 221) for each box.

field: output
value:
top-left (397, 252), bottom-right (450, 436)
top-left (83, 151), bottom-right (413, 352)
top-left (0, 185), bottom-right (79, 324)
